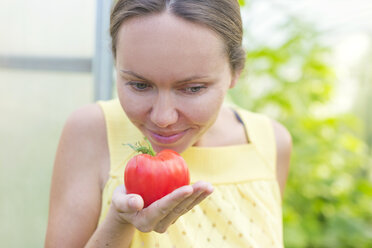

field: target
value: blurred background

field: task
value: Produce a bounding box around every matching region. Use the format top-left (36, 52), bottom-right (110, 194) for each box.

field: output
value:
top-left (0, 0), bottom-right (371, 247)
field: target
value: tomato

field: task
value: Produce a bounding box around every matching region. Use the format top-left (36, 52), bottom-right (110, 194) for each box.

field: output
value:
top-left (124, 147), bottom-right (190, 208)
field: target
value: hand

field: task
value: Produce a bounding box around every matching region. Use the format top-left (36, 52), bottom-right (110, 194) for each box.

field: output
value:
top-left (109, 181), bottom-right (214, 233)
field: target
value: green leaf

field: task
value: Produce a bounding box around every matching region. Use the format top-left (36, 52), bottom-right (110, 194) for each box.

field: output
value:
top-left (230, 2), bottom-right (372, 247)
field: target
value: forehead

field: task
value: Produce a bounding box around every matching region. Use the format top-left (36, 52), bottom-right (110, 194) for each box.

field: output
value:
top-left (116, 12), bottom-right (228, 81)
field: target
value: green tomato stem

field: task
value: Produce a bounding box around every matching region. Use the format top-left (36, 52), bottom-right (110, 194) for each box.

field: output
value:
top-left (123, 137), bottom-right (156, 156)
top-left (144, 137), bottom-right (156, 156)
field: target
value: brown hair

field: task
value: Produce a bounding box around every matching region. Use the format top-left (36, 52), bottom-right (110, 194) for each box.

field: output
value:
top-left (110, 0), bottom-right (245, 73)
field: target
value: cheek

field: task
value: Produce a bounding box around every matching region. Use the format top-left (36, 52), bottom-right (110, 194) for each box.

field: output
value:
top-left (117, 85), bottom-right (151, 123)
top-left (122, 100), bottom-right (146, 122)
top-left (181, 89), bottom-right (226, 125)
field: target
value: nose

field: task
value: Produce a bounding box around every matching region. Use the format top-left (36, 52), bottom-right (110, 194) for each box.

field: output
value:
top-left (150, 93), bottom-right (178, 128)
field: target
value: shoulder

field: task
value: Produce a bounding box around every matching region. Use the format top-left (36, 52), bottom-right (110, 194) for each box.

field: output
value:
top-left (62, 103), bottom-right (108, 161)
top-left (62, 103), bottom-right (109, 184)
top-left (65, 103), bottom-right (105, 133)
top-left (271, 119), bottom-right (292, 152)
top-left (57, 102), bottom-right (110, 190)
top-left (271, 119), bottom-right (292, 197)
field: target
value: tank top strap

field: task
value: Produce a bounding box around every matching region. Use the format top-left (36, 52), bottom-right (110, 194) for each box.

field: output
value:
top-left (97, 99), bottom-right (143, 176)
top-left (234, 107), bottom-right (277, 172)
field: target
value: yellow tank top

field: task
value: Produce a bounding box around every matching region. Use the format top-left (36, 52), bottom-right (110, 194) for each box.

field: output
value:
top-left (97, 99), bottom-right (283, 247)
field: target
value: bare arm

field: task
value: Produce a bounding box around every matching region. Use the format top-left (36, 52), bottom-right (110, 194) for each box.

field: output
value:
top-left (272, 120), bottom-right (292, 198)
top-left (45, 104), bottom-right (213, 247)
top-left (45, 104), bottom-right (113, 247)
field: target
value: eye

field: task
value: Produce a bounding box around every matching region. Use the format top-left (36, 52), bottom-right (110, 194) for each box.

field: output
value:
top-left (127, 81), bottom-right (151, 91)
top-left (182, 86), bottom-right (207, 94)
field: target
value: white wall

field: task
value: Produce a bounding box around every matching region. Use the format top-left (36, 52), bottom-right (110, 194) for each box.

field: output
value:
top-left (0, 2), bottom-right (96, 246)
top-left (0, 0), bottom-right (95, 57)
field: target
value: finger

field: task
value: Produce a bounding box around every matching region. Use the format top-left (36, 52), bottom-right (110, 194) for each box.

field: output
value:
top-left (186, 181), bottom-right (214, 209)
top-left (142, 185), bottom-right (193, 224)
top-left (184, 187), bottom-right (213, 213)
top-left (191, 181), bottom-right (214, 195)
top-left (169, 191), bottom-right (212, 226)
top-left (113, 194), bottom-right (144, 213)
top-left (154, 190), bottom-right (204, 232)
top-left (173, 181), bottom-right (213, 215)
top-left (171, 185), bottom-right (214, 225)
top-left (112, 185), bottom-right (144, 213)
top-left (176, 181), bottom-right (214, 214)
top-left (154, 182), bottom-right (213, 231)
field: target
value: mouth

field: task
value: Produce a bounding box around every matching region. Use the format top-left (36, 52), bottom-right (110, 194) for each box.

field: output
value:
top-left (147, 129), bottom-right (189, 145)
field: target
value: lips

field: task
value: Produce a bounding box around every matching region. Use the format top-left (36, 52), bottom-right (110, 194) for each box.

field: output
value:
top-left (148, 129), bottom-right (189, 144)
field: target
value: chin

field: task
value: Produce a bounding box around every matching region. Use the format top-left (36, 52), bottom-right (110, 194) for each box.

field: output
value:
top-left (144, 128), bottom-right (200, 154)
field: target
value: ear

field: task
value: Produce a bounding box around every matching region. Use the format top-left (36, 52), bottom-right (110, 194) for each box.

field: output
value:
top-left (229, 69), bottom-right (242, 89)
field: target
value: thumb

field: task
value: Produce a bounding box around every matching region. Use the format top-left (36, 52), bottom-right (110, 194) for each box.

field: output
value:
top-left (125, 194), bottom-right (144, 212)
top-left (112, 186), bottom-right (144, 213)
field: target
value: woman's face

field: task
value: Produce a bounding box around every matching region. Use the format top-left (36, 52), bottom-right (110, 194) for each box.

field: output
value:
top-left (116, 12), bottom-right (238, 153)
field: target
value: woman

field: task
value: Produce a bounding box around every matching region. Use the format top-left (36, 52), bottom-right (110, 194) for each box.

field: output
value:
top-left (45, 0), bottom-right (292, 247)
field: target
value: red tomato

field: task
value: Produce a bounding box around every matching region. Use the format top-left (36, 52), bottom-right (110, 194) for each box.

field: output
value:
top-left (124, 149), bottom-right (190, 208)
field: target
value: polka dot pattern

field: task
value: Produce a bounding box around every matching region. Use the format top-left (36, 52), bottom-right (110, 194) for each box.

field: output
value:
top-left (99, 176), bottom-right (283, 247)
top-left (97, 100), bottom-right (284, 247)
top-left (124, 181), bottom-right (283, 247)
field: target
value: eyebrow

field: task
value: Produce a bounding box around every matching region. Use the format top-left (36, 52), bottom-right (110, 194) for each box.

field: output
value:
top-left (119, 70), bottom-right (210, 84)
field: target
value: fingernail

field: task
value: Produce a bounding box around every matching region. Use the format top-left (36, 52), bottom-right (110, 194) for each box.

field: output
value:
top-left (129, 197), bottom-right (136, 207)
top-left (208, 185), bottom-right (214, 192)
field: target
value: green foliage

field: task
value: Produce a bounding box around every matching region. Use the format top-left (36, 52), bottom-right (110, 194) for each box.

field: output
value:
top-left (238, 0), bottom-right (246, 6)
top-left (232, 6), bottom-right (372, 247)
